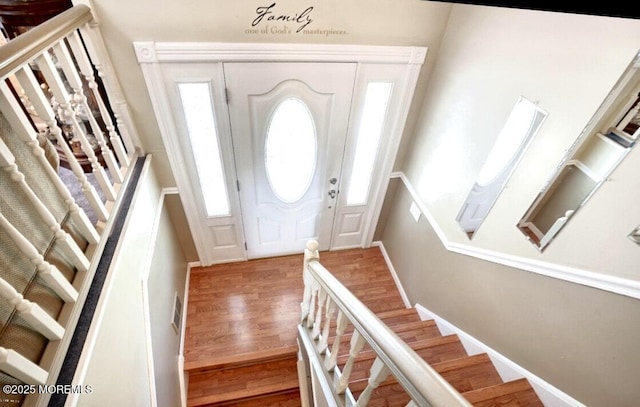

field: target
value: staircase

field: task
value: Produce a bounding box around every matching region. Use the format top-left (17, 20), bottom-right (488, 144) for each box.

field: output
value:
top-left (184, 247), bottom-right (543, 406)
top-left (186, 352), bottom-right (300, 406)
top-left (330, 307), bottom-right (542, 406)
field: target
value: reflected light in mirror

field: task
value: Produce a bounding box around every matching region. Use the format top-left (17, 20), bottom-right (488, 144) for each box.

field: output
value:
top-left (456, 96), bottom-right (547, 238)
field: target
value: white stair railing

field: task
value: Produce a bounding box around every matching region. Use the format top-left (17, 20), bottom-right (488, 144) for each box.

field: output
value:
top-left (0, 136), bottom-right (89, 275)
top-left (0, 348), bottom-right (48, 385)
top-left (0, 206), bottom-right (78, 304)
top-left (0, 4), bottom-right (142, 406)
top-left (299, 240), bottom-right (472, 407)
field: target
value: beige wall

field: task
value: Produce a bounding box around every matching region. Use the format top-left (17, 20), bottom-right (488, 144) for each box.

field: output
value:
top-left (147, 194), bottom-right (190, 407)
top-left (79, 157), bottom-right (160, 406)
top-left (378, 181), bottom-right (640, 406)
top-left (164, 194), bottom-right (199, 263)
top-left (401, 4), bottom-right (640, 279)
top-left (376, 4), bottom-right (640, 406)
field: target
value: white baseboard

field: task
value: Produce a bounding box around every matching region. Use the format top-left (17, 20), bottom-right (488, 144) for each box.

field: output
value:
top-left (414, 304), bottom-right (585, 407)
top-left (371, 241), bottom-right (411, 308)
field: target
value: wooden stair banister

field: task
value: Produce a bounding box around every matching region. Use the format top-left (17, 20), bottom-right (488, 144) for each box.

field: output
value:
top-left (300, 239), bottom-right (473, 407)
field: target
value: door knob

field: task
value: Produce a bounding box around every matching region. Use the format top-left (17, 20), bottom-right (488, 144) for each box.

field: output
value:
top-left (328, 189), bottom-right (337, 199)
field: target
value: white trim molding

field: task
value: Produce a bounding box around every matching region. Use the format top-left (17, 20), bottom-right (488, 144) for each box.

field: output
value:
top-left (414, 304), bottom-right (585, 407)
top-left (134, 42), bottom-right (427, 65)
top-left (390, 171), bottom-right (640, 300)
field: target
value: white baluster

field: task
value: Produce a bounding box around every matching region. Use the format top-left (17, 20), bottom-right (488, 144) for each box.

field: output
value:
top-left (0, 347), bottom-right (48, 385)
top-left (52, 40), bottom-right (123, 183)
top-left (337, 330), bottom-right (366, 394)
top-left (317, 298), bottom-right (336, 354)
top-left (67, 30), bottom-right (129, 170)
top-left (35, 51), bottom-right (116, 202)
top-left (0, 142), bottom-right (89, 273)
top-left (78, 20), bottom-right (139, 154)
top-left (0, 277), bottom-right (65, 340)
top-left (355, 357), bottom-right (391, 406)
top-left (0, 207), bottom-right (78, 303)
top-left (312, 288), bottom-right (327, 340)
top-left (11, 66), bottom-right (107, 232)
top-left (326, 309), bottom-right (347, 371)
top-left (301, 240), bottom-right (319, 323)
top-left (306, 279), bottom-right (319, 330)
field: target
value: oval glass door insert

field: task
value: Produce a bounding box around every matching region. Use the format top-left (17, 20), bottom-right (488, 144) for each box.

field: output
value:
top-left (265, 98), bottom-right (317, 203)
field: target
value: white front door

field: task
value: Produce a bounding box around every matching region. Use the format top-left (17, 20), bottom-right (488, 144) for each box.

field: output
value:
top-left (224, 62), bottom-right (357, 258)
top-left (135, 42), bottom-right (426, 265)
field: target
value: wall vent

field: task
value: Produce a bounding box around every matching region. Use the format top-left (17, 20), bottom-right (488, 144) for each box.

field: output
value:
top-left (172, 292), bottom-right (183, 335)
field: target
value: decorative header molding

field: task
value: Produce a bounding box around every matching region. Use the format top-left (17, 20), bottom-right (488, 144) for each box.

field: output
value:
top-left (133, 42), bottom-right (427, 65)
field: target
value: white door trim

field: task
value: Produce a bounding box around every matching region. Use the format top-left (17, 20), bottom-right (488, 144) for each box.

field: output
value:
top-left (134, 42), bottom-right (427, 65)
top-left (135, 42), bottom-right (427, 264)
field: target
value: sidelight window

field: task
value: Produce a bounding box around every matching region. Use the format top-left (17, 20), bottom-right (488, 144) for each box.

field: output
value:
top-left (346, 82), bottom-right (393, 206)
top-left (178, 82), bottom-right (230, 217)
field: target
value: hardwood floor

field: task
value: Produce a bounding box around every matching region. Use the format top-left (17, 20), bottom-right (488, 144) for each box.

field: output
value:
top-left (184, 246), bottom-right (544, 406)
top-left (185, 253), bottom-right (304, 371)
top-left (184, 247), bottom-right (407, 406)
top-left (184, 247), bottom-right (405, 372)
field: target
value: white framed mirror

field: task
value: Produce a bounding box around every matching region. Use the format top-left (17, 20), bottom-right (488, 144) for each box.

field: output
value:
top-left (518, 50), bottom-right (640, 251)
top-left (457, 96), bottom-right (547, 238)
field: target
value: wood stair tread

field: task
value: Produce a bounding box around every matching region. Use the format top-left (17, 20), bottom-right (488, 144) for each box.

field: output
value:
top-left (346, 352), bottom-right (503, 395)
top-left (187, 356), bottom-right (300, 406)
top-left (210, 389), bottom-right (301, 407)
top-left (337, 334), bottom-right (466, 365)
top-left (375, 307), bottom-right (422, 322)
top-left (432, 354), bottom-right (504, 394)
top-left (185, 345), bottom-right (298, 373)
top-left (351, 381), bottom-right (411, 407)
top-left (337, 319), bottom-right (441, 348)
top-left (325, 307), bottom-right (421, 333)
top-left (463, 378), bottom-right (543, 406)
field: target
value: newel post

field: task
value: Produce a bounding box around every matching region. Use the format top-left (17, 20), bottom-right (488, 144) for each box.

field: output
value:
top-left (300, 240), bottom-right (320, 324)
